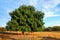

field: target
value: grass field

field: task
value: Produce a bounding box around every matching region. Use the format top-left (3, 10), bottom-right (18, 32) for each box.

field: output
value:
top-left (0, 31), bottom-right (60, 40)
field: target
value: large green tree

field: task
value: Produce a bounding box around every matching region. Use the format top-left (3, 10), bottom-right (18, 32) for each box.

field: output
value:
top-left (6, 5), bottom-right (45, 32)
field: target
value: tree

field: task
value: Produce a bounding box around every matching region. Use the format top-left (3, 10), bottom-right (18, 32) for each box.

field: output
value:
top-left (44, 26), bottom-right (60, 31)
top-left (52, 26), bottom-right (60, 31)
top-left (6, 5), bottom-right (45, 32)
top-left (44, 27), bottom-right (53, 31)
top-left (0, 27), bottom-right (7, 31)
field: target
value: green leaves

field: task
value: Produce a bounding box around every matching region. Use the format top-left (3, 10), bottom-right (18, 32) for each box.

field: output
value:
top-left (6, 5), bottom-right (45, 32)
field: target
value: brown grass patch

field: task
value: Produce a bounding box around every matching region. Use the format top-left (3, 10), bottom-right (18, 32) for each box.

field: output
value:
top-left (0, 31), bottom-right (60, 40)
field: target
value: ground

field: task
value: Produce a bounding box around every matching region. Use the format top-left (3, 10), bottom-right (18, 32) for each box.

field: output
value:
top-left (0, 31), bottom-right (60, 40)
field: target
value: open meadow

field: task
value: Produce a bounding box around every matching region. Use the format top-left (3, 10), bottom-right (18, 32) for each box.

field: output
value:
top-left (0, 31), bottom-right (60, 40)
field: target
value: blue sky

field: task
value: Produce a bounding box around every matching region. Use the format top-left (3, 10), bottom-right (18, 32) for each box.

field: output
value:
top-left (0, 0), bottom-right (60, 27)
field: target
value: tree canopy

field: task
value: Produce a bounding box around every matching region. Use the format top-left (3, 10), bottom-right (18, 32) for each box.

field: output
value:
top-left (6, 5), bottom-right (45, 32)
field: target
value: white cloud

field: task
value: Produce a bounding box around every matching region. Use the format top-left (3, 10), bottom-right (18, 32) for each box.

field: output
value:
top-left (40, 0), bottom-right (60, 19)
top-left (44, 11), bottom-right (60, 19)
top-left (49, 23), bottom-right (60, 27)
top-left (29, 0), bottom-right (38, 6)
top-left (6, 8), bottom-right (14, 14)
top-left (45, 23), bottom-right (60, 27)
top-left (41, 0), bottom-right (60, 9)
top-left (53, 24), bottom-right (60, 26)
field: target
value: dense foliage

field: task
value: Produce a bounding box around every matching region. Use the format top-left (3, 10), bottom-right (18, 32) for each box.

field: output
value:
top-left (45, 26), bottom-right (60, 31)
top-left (6, 5), bottom-right (45, 32)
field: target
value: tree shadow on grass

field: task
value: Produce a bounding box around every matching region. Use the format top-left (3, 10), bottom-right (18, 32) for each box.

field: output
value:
top-left (0, 31), bottom-right (17, 40)
top-left (0, 35), bottom-right (16, 40)
top-left (0, 31), bottom-right (21, 35)
top-left (41, 37), bottom-right (60, 40)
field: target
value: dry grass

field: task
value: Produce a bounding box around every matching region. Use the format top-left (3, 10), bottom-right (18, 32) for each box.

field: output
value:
top-left (0, 31), bottom-right (60, 40)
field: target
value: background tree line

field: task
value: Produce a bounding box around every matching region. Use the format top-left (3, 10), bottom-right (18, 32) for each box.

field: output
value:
top-left (44, 26), bottom-right (60, 31)
top-left (0, 27), bottom-right (7, 31)
top-left (0, 26), bottom-right (60, 31)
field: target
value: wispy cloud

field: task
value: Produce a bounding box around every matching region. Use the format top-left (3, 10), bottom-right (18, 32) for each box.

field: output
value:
top-left (44, 11), bottom-right (60, 19)
top-left (41, 0), bottom-right (60, 9)
top-left (29, 0), bottom-right (38, 6)
top-left (39, 0), bottom-right (60, 19)
top-left (48, 22), bottom-right (60, 27)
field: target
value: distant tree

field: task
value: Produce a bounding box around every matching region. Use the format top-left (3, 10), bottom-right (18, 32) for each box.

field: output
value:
top-left (6, 5), bottom-right (45, 32)
top-left (52, 26), bottom-right (60, 31)
top-left (44, 27), bottom-right (53, 31)
top-left (0, 27), bottom-right (7, 31)
top-left (45, 26), bottom-right (60, 31)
